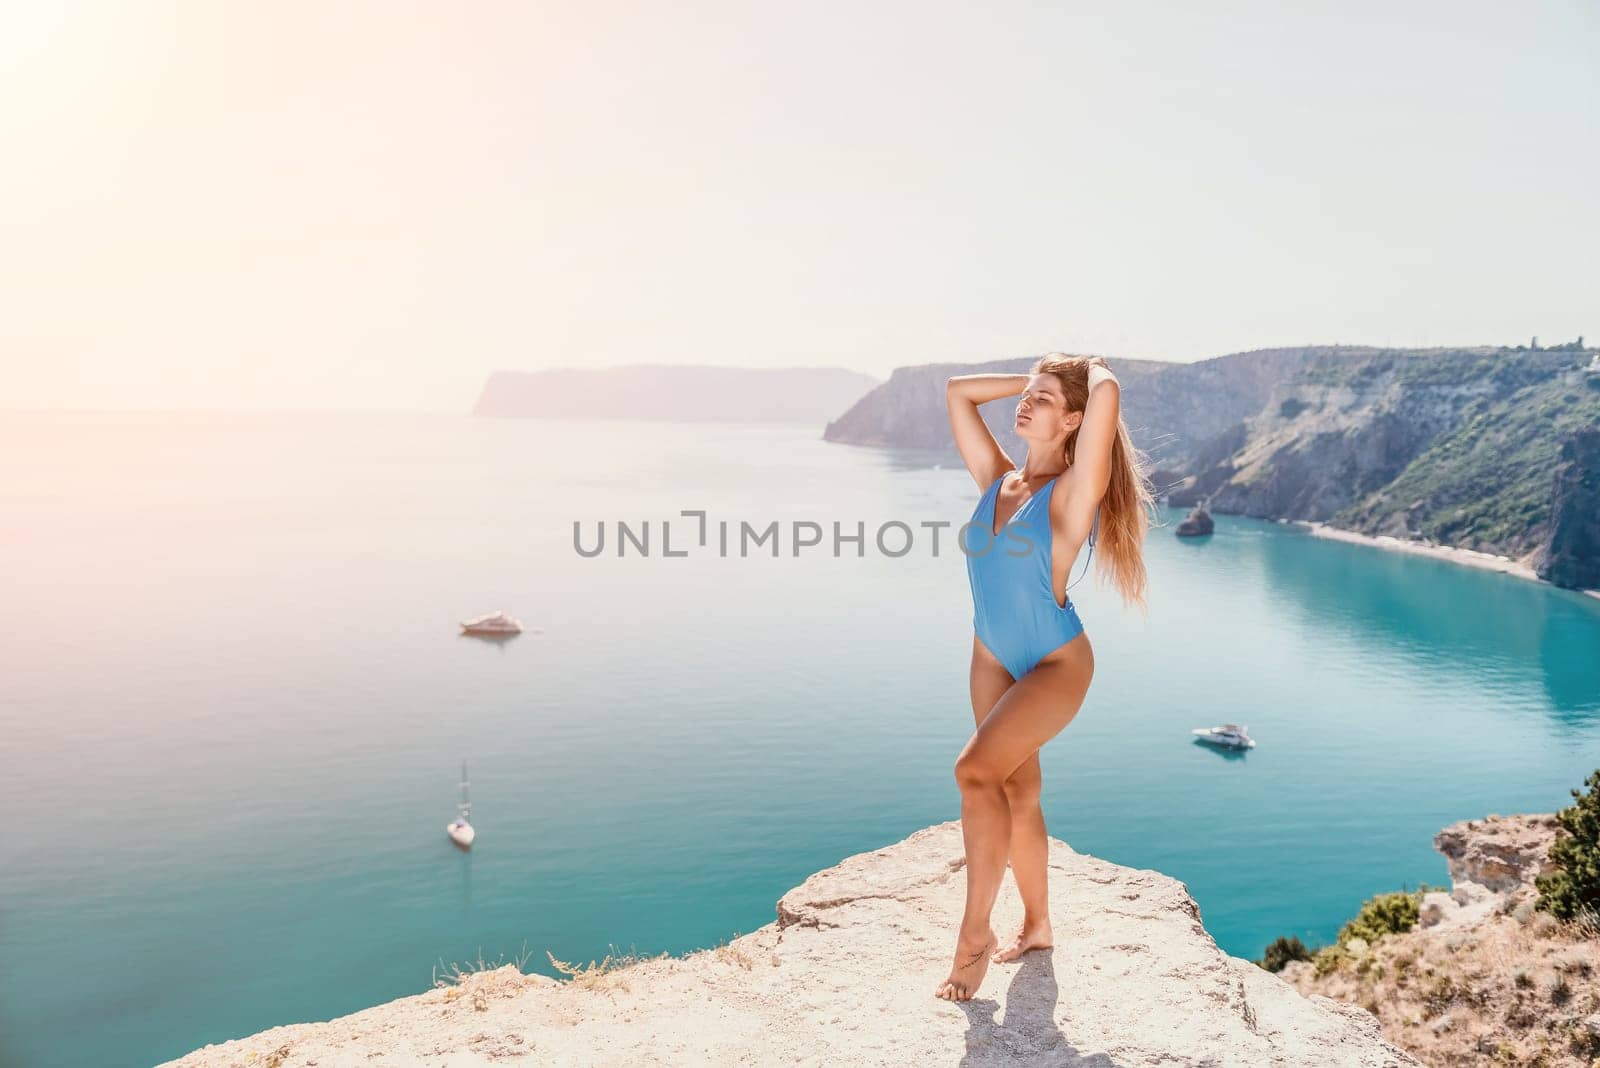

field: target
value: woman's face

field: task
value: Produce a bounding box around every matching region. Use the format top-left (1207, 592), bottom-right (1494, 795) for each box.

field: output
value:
top-left (1015, 374), bottom-right (1075, 439)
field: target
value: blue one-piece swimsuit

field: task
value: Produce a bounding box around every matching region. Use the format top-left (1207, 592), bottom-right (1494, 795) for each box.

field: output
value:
top-left (963, 470), bottom-right (1098, 681)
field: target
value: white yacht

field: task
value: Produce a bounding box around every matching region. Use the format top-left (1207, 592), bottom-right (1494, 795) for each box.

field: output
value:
top-left (447, 761), bottom-right (475, 848)
top-left (1191, 723), bottom-right (1256, 749)
top-left (460, 610), bottom-right (522, 636)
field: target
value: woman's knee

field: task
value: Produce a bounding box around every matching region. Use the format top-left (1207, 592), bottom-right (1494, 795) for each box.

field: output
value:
top-left (1002, 761), bottom-right (1042, 805)
top-left (952, 752), bottom-right (1004, 791)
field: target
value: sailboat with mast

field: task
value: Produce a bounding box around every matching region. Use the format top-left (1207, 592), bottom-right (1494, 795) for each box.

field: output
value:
top-left (447, 760), bottom-right (475, 848)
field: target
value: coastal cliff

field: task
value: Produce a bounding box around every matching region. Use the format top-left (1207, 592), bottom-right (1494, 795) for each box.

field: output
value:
top-left (1280, 813), bottom-right (1599, 1067)
top-left (824, 344), bottom-right (1600, 589)
top-left (163, 822), bottom-right (1416, 1067)
top-left (1534, 428), bottom-right (1600, 590)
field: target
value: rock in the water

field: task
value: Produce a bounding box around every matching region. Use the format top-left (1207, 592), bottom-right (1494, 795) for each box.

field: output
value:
top-left (160, 822), bottom-right (1418, 1067)
top-left (1177, 505), bottom-right (1215, 537)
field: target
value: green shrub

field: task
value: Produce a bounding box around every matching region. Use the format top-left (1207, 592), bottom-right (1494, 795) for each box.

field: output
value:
top-left (1313, 944), bottom-right (1349, 976)
top-left (1259, 882), bottom-right (1431, 978)
top-left (1535, 768), bottom-right (1600, 921)
top-left (1337, 889), bottom-right (1423, 946)
top-left (1256, 935), bottom-right (1313, 972)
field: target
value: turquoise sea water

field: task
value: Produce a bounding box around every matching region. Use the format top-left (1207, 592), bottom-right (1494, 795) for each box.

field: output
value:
top-left (2, 411), bottom-right (1597, 1068)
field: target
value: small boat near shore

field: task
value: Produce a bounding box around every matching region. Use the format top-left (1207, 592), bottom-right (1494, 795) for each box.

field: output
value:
top-left (460, 610), bottom-right (522, 637)
top-left (1191, 723), bottom-right (1255, 749)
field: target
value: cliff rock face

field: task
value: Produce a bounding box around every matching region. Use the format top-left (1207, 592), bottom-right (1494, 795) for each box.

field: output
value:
top-left (473, 365), bottom-right (882, 424)
top-left (1433, 813), bottom-right (1562, 896)
top-left (1535, 428), bottom-right (1600, 589)
top-left (1165, 348), bottom-right (1593, 545)
top-left (164, 822), bottom-right (1417, 1067)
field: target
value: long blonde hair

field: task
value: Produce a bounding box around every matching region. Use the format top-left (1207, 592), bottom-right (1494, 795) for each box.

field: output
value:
top-left (1033, 353), bottom-right (1157, 613)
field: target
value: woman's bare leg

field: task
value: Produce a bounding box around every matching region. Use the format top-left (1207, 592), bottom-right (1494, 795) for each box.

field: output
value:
top-left (993, 752), bottom-right (1054, 962)
top-left (965, 638), bottom-right (1058, 965)
top-left (936, 634), bottom-right (1093, 1000)
top-left (965, 639), bottom-right (1053, 963)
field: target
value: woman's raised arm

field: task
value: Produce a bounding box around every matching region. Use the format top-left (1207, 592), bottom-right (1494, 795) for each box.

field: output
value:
top-left (1060, 360), bottom-right (1121, 543)
top-left (946, 374), bottom-right (1027, 490)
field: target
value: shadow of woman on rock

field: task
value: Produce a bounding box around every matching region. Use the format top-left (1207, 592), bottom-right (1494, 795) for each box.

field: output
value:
top-left (953, 951), bottom-right (1123, 1066)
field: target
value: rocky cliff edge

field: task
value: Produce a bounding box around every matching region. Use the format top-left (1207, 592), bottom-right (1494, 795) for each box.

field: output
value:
top-left (165, 821), bottom-right (1418, 1067)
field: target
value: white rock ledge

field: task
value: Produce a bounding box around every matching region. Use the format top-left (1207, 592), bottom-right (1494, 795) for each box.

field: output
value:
top-left (163, 821), bottom-right (1419, 1067)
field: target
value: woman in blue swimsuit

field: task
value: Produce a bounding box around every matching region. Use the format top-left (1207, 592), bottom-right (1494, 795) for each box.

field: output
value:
top-left (935, 353), bottom-right (1155, 1002)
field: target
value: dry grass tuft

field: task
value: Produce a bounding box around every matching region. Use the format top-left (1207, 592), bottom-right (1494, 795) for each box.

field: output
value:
top-left (678, 930), bottom-right (758, 970)
top-left (545, 943), bottom-right (671, 993)
top-left (433, 941), bottom-right (537, 1010)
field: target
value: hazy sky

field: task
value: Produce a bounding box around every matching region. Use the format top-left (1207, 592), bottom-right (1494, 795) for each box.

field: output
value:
top-left (2, 1), bottom-right (1594, 411)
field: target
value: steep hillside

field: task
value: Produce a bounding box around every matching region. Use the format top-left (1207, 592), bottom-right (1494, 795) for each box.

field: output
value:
top-left (1179, 348), bottom-right (1600, 557)
top-left (1534, 429), bottom-right (1600, 588)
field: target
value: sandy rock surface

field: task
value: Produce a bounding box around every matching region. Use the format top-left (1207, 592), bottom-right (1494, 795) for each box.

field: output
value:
top-left (164, 821), bottom-right (1418, 1067)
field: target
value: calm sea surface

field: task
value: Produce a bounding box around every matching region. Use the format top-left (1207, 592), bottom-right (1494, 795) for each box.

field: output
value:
top-left (2, 411), bottom-right (1598, 1068)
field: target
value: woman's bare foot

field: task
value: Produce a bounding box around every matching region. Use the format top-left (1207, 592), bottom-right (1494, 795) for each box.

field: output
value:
top-left (933, 927), bottom-right (998, 1001)
top-left (990, 917), bottom-right (1053, 963)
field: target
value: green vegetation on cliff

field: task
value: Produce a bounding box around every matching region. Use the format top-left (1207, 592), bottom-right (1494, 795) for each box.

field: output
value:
top-left (1256, 886), bottom-right (1429, 975)
top-left (1256, 935), bottom-right (1312, 972)
top-left (1334, 351), bottom-right (1600, 553)
top-left (1535, 768), bottom-right (1600, 924)
top-left (1337, 889), bottom-right (1425, 945)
